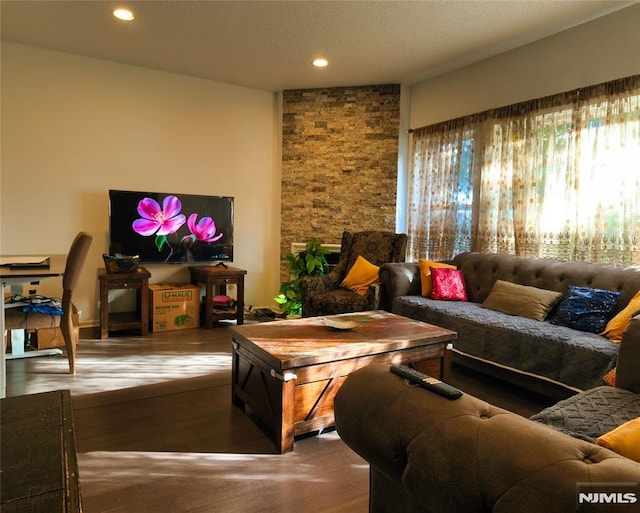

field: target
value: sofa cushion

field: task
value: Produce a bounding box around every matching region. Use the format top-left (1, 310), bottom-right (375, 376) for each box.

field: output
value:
top-left (530, 386), bottom-right (640, 443)
top-left (602, 290), bottom-right (640, 342)
top-left (482, 280), bottom-right (562, 321)
top-left (418, 259), bottom-right (456, 297)
top-left (392, 296), bottom-right (618, 390)
top-left (549, 285), bottom-right (621, 333)
top-left (596, 417), bottom-right (640, 462)
top-left (430, 267), bottom-right (467, 301)
top-left (340, 255), bottom-right (380, 296)
top-left (603, 367), bottom-right (617, 386)
top-left (309, 288), bottom-right (369, 315)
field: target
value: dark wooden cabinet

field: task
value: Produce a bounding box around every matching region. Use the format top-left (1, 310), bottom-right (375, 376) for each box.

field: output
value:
top-left (190, 265), bottom-right (246, 327)
top-left (98, 267), bottom-right (150, 339)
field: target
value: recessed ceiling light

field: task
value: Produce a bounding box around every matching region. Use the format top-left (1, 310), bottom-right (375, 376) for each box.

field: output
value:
top-left (113, 8), bottom-right (135, 21)
top-left (312, 58), bottom-right (329, 68)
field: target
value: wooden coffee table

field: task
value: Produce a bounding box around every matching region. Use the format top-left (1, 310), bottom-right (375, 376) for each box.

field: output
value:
top-left (229, 310), bottom-right (457, 453)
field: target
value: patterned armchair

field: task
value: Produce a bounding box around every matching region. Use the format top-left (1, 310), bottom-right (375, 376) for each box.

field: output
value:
top-left (301, 231), bottom-right (407, 317)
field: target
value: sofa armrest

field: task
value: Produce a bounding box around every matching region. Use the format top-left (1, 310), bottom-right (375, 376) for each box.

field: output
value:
top-left (616, 313), bottom-right (640, 392)
top-left (335, 364), bottom-right (640, 513)
top-left (300, 272), bottom-right (340, 317)
top-left (379, 262), bottom-right (421, 311)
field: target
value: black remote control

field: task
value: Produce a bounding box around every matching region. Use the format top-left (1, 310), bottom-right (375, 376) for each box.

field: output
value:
top-left (390, 365), bottom-right (463, 400)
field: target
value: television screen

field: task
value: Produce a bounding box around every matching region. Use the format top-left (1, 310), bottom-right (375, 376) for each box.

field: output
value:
top-left (109, 189), bottom-right (234, 263)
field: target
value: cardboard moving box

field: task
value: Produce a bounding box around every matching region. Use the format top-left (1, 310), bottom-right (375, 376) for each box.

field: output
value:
top-left (149, 283), bottom-right (200, 332)
top-left (36, 312), bottom-right (79, 349)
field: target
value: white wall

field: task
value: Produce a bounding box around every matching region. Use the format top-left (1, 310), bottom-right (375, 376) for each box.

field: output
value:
top-left (409, 3), bottom-right (640, 128)
top-left (1, 42), bottom-right (281, 326)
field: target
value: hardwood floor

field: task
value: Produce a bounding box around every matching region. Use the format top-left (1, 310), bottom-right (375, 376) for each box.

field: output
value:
top-left (5, 323), bottom-right (553, 513)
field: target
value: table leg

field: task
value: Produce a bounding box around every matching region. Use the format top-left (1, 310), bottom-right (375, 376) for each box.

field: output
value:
top-left (236, 275), bottom-right (244, 325)
top-left (8, 330), bottom-right (25, 357)
top-left (99, 280), bottom-right (108, 339)
top-left (231, 341), bottom-right (241, 406)
top-left (277, 378), bottom-right (296, 453)
top-left (1, 286), bottom-right (6, 398)
top-left (204, 280), bottom-right (214, 329)
top-left (140, 281), bottom-right (149, 336)
top-left (441, 344), bottom-right (452, 382)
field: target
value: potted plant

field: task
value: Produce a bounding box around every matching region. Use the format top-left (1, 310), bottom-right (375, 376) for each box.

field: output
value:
top-left (274, 240), bottom-right (328, 317)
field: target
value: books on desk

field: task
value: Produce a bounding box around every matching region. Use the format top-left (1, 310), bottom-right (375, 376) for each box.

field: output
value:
top-left (0, 256), bottom-right (50, 268)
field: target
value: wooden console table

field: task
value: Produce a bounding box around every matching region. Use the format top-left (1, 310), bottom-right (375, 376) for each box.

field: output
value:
top-left (190, 265), bottom-right (246, 327)
top-left (98, 267), bottom-right (150, 339)
top-left (1, 390), bottom-right (82, 513)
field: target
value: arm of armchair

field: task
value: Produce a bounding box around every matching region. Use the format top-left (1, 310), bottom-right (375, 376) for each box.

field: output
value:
top-left (300, 259), bottom-right (348, 317)
top-left (616, 313), bottom-right (640, 392)
top-left (378, 262), bottom-right (421, 311)
top-left (335, 364), bottom-right (640, 513)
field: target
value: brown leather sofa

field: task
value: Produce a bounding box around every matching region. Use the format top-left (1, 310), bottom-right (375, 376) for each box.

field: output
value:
top-left (380, 252), bottom-right (640, 399)
top-left (334, 323), bottom-right (640, 513)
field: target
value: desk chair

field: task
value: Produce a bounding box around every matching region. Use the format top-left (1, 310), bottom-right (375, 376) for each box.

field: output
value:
top-left (5, 232), bottom-right (93, 374)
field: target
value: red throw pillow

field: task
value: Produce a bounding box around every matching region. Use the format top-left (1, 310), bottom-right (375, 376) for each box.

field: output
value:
top-left (430, 267), bottom-right (468, 301)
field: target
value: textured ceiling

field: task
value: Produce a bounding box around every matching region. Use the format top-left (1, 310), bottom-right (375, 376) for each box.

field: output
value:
top-left (0, 0), bottom-right (634, 91)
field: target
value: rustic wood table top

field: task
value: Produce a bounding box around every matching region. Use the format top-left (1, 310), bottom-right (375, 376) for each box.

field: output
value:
top-left (230, 310), bottom-right (457, 371)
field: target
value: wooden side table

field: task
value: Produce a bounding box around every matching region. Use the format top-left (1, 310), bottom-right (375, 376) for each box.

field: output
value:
top-left (98, 267), bottom-right (150, 339)
top-left (190, 265), bottom-right (247, 328)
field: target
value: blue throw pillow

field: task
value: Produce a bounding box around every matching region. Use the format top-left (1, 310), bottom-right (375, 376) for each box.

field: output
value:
top-left (549, 285), bottom-right (621, 333)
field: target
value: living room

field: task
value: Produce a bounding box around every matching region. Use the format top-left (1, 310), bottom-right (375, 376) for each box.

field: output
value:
top-left (1, 2), bottom-right (640, 512)
top-left (2, 2), bottom-right (638, 326)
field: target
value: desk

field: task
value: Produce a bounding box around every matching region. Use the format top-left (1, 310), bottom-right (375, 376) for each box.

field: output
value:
top-left (0, 390), bottom-right (83, 512)
top-left (0, 255), bottom-right (66, 398)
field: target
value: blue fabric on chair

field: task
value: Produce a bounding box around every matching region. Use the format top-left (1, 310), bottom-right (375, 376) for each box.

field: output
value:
top-left (23, 304), bottom-right (63, 315)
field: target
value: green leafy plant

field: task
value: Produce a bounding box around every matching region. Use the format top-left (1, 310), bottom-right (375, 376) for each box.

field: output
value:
top-left (274, 240), bottom-right (328, 316)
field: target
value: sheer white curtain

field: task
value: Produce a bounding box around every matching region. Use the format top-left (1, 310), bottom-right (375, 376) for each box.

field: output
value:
top-left (408, 75), bottom-right (640, 264)
top-left (407, 120), bottom-right (476, 261)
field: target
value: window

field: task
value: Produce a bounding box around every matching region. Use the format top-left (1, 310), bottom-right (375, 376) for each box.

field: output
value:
top-left (407, 75), bottom-right (640, 265)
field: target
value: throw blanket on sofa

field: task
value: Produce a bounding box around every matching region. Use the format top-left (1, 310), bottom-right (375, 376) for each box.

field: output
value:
top-left (394, 296), bottom-right (619, 391)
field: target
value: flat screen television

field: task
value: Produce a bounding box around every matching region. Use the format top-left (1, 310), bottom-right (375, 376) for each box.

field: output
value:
top-left (109, 189), bottom-right (234, 264)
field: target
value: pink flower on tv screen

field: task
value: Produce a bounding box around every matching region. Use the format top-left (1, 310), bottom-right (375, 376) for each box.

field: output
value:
top-left (132, 195), bottom-right (186, 236)
top-left (187, 213), bottom-right (224, 243)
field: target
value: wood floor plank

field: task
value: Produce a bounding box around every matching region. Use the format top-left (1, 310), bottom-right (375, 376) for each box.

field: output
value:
top-left (5, 323), bottom-right (550, 513)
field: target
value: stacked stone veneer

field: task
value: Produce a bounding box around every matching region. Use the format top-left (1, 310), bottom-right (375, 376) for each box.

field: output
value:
top-left (280, 84), bottom-right (401, 282)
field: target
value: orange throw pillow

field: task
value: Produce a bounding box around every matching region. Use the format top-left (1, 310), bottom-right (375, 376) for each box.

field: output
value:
top-left (602, 290), bottom-right (640, 343)
top-left (596, 417), bottom-right (640, 463)
top-left (418, 260), bottom-right (456, 297)
top-left (340, 255), bottom-right (380, 296)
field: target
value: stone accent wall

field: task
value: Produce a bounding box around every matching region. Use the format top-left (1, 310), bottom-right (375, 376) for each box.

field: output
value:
top-left (280, 84), bottom-right (401, 281)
